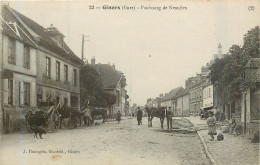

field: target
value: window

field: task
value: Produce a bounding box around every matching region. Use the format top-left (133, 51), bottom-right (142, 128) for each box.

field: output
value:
top-left (8, 79), bottom-right (13, 105)
top-left (23, 45), bottom-right (30, 68)
top-left (64, 65), bottom-right (68, 83)
top-left (56, 61), bottom-right (60, 81)
top-left (24, 82), bottom-right (30, 106)
top-left (73, 69), bottom-right (77, 86)
top-left (46, 57), bottom-right (51, 77)
top-left (8, 38), bottom-right (16, 64)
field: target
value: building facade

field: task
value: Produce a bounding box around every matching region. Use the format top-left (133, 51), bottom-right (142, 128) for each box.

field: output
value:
top-left (189, 80), bottom-right (206, 116)
top-left (241, 58), bottom-right (260, 139)
top-left (92, 60), bottom-right (128, 116)
top-left (160, 87), bottom-right (183, 115)
top-left (202, 80), bottom-right (213, 111)
top-left (176, 88), bottom-right (190, 117)
top-left (1, 5), bottom-right (82, 133)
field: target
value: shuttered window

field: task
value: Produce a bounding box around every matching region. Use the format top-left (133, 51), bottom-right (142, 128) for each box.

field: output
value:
top-left (46, 57), bottom-right (51, 77)
top-left (56, 61), bottom-right (60, 81)
top-left (8, 38), bottom-right (16, 64)
top-left (64, 65), bottom-right (68, 83)
top-left (8, 79), bottom-right (13, 105)
top-left (24, 82), bottom-right (30, 106)
top-left (73, 69), bottom-right (77, 86)
top-left (23, 45), bottom-right (30, 69)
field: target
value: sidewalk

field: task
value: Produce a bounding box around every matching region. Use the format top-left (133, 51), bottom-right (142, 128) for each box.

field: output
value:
top-left (186, 117), bottom-right (259, 165)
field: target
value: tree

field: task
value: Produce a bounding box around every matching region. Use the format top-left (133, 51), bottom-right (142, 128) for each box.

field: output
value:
top-left (80, 64), bottom-right (118, 108)
top-left (80, 64), bottom-right (103, 107)
top-left (210, 26), bottom-right (259, 107)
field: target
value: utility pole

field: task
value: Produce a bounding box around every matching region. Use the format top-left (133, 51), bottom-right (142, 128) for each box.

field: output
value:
top-left (81, 35), bottom-right (90, 61)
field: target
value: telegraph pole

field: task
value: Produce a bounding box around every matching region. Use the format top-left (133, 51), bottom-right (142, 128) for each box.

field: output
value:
top-left (81, 35), bottom-right (90, 61)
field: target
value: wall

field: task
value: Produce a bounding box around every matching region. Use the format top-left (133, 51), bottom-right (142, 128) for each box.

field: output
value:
top-left (2, 35), bottom-right (37, 76)
top-left (2, 35), bottom-right (37, 133)
top-left (203, 84), bottom-right (213, 108)
top-left (161, 100), bottom-right (172, 108)
top-left (0, 17), bottom-right (3, 134)
top-left (183, 94), bottom-right (190, 116)
top-left (36, 47), bottom-right (80, 108)
top-left (176, 97), bottom-right (183, 116)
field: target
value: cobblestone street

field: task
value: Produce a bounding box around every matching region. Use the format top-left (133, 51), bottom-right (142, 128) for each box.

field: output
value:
top-left (0, 117), bottom-right (210, 165)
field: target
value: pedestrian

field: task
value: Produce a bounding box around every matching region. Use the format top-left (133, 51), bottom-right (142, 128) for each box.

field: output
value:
top-left (229, 115), bottom-right (236, 134)
top-left (166, 106), bottom-right (173, 129)
top-left (137, 107), bottom-right (143, 125)
top-left (82, 106), bottom-right (92, 126)
top-left (207, 111), bottom-right (217, 141)
top-left (116, 110), bottom-right (121, 124)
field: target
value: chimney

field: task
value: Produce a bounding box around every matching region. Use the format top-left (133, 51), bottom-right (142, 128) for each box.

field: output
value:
top-left (112, 63), bottom-right (115, 69)
top-left (91, 56), bottom-right (96, 65)
top-left (45, 24), bottom-right (65, 48)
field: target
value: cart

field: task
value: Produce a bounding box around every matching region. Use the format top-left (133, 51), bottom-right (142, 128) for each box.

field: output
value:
top-left (25, 96), bottom-right (61, 133)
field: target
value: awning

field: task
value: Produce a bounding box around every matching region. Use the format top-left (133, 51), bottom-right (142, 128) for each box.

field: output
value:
top-left (203, 106), bottom-right (213, 111)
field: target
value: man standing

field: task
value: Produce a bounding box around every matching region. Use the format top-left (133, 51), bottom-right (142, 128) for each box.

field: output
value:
top-left (166, 106), bottom-right (173, 129)
top-left (137, 107), bottom-right (143, 125)
top-left (82, 106), bottom-right (92, 126)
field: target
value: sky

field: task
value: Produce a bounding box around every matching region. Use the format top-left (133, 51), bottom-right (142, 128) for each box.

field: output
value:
top-left (7, 0), bottom-right (260, 106)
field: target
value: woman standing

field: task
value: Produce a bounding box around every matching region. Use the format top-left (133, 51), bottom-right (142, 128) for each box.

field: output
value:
top-left (116, 110), bottom-right (121, 124)
top-left (207, 111), bottom-right (217, 141)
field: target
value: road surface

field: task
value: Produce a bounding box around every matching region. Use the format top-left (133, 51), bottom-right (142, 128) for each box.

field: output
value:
top-left (0, 117), bottom-right (210, 165)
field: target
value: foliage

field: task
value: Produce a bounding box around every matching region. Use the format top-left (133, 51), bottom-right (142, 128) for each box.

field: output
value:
top-left (80, 64), bottom-right (103, 107)
top-left (210, 26), bottom-right (259, 105)
top-left (80, 64), bottom-right (118, 108)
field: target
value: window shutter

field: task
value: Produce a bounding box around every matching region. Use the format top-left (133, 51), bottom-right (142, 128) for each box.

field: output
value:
top-left (19, 82), bottom-right (24, 106)
top-left (3, 79), bottom-right (9, 104)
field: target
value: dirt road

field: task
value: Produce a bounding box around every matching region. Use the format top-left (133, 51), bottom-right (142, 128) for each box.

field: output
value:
top-left (0, 117), bottom-right (210, 165)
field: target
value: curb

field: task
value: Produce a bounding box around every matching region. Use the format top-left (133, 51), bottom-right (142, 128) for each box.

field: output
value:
top-left (184, 118), bottom-right (217, 165)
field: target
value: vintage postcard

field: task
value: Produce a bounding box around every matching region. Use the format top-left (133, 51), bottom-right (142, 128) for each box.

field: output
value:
top-left (0, 0), bottom-right (259, 165)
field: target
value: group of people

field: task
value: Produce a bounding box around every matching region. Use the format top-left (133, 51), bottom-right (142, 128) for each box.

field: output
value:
top-left (115, 107), bottom-right (143, 125)
top-left (136, 106), bottom-right (174, 129)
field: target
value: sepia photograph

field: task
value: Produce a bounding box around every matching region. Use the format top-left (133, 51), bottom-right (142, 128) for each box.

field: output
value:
top-left (0, 0), bottom-right (259, 165)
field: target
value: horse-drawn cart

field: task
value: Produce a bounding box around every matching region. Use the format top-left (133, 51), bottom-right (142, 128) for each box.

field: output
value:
top-left (25, 96), bottom-right (61, 133)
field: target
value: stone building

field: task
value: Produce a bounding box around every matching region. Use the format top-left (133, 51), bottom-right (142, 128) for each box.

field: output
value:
top-left (91, 59), bottom-right (128, 116)
top-left (160, 87), bottom-right (183, 115)
top-left (175, 88), bottom-right (190, 117)
top-left (189, 79), bottom-right (206, 116)
top-left (202, 79), bottom-right (213, 112)
top-left (241, 58), bottom-right (260, 139)
top-left (0, 5), bottom-right (82, 133)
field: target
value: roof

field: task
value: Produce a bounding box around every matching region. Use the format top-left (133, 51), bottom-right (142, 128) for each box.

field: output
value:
top-left (189, 79), bottom-right (207, 90)
top-left (2, 5), bottom-right (82, 64)
top-left (1, 18), bottom-right (37, 48)
top-left (93, 64), bottom-right (123, 89)
top-left (176, 88), bottom-right (190, 98)
top-left (161, 87), bottom-right (184, 102)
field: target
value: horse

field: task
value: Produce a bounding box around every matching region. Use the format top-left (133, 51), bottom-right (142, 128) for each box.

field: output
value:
top-left (145, 107), bottom-right (166, 129)
top-left (58, 106), bottom-right (84, 129)
top-left (90, 107), bottom-right (108, 124)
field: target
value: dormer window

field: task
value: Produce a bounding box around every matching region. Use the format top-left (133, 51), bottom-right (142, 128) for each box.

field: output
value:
top-left (45, 24), bottom-right (65, 49)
